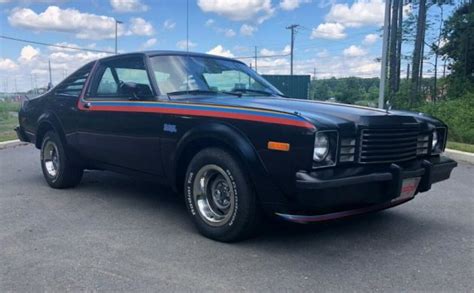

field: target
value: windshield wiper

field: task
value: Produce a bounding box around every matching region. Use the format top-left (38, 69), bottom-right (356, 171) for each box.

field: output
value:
top-left (230, 88), bottom-right (277, 96)
top-left (167, 89), bottom-right (242, 97)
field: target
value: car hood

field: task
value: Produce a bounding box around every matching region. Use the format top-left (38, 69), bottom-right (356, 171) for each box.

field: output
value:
top-left (181, 96), bottom-right (421, 131)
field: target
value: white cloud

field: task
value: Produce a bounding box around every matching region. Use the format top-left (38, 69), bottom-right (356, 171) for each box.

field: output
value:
top-left (214, 28), bottom-right (236, 37)
top-left (198, 0), bottom-right (275, 23)
top-left (0, 44), bottom-right (112, 91)
top-left (343, 45), bottom-right (367, 57)
top-left (163, 19), bottom-right (176, 30)
top-left (325, 0), bottom-right (384, 28)
top-left (128, 17), bottom-right (154, 36)
top-left (254, 55), bottom-right (380, 78)
top-left (8, 6), bottom-right (154, 40)
top-left (259, 44), bottom-right (289, 57)
top-left (363, 33), bottom-right (379, 45)
top-left (0, 58), bottom-right (18, 71)
top-left (142, 38), bottom-right (157, 49)
top-left (279, 0), bottom-right (310, 11)
top-left (207, 45), bottom-right (234, 58)
top-left (176, 40), bottom-right (197, 50)
top-left (310, 22), bottom-right (346, 40)
top-left (205, 18), bottom-right (215, 27)
top-left (18, 45), bottom-right (40, 63)
top-left (110, 0), bottom-right (148, 12)
top-left (240, 24), bottom-right (257, 36)
top-left (316, 49), bottom-right (329, 58)
top-left (223, 28), bottom-right (236, 37)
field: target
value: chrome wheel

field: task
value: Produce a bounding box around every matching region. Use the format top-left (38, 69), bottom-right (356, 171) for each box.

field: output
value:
top-left (192, 164), bottom-right (235, 226)
top-left (43, 141), bottom-right (60, 178)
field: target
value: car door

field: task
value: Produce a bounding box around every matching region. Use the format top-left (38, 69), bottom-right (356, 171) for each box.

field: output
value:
top-left (76, 55), bottom-right (163, 175)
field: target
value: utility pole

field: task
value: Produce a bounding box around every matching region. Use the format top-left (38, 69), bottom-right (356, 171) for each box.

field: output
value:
top-left (378, 0), bottom-right (391, 108)
top-left (406, 63), bottom-right (410, 80)
top-left (115, 19), bottom-right (123, 54)
top-left (286, 24), bottom-right (300, 76)
top-left (313, 67), bottom-right (316, 80)
top-left (30, 74), bottom-right (34, 93)
top-left (48, 59), bottom-right (53, 90)
top-left (254, 46), bottom-right (258, 72)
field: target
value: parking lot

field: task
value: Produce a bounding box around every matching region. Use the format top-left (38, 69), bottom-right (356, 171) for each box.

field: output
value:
top-left (1, 144), bottom-right (473, 291)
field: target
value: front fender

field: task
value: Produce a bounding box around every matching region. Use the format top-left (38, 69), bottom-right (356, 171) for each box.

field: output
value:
top-left (172, 122), bottom-right (288, 209)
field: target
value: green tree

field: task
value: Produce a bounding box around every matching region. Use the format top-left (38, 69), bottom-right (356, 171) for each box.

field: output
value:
top-left (440, 1), bottom-right (474, 98)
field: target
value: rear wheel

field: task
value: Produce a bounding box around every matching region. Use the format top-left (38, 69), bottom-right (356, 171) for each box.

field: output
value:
top-left (40, 131), bottom-right (83, 188)
top-left (184, 148), bottom-right (261, 242)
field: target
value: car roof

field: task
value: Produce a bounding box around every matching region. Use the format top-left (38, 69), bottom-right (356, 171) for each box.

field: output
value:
top-left (98, 50), bottom-right (245, 64)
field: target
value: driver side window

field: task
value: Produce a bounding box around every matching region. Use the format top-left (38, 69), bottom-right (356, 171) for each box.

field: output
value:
top-left (90, 57), bottom-right (154, 100)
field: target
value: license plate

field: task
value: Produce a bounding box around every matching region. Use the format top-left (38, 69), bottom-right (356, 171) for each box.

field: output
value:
top-left (396, 177), bottom-right (421, 201)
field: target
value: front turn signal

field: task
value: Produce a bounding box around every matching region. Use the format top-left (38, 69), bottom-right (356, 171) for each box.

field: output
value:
top-left (267, 141), bottom-right (290, 152)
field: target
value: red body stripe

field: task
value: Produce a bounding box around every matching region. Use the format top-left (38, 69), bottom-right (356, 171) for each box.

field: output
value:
top-left (88, 104), bottom-right (315, 129)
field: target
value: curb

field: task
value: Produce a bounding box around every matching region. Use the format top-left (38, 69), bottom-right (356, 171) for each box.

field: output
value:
top-left (0, 139), bottom-right (28, 150)
top-left (445, 148), bottom-right (474, 165)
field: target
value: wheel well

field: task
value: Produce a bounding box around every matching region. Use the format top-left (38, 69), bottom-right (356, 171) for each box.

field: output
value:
top-left (35, 122), bottom-right (55, 149)
top-left (175, 138), bottom-right (243, 192)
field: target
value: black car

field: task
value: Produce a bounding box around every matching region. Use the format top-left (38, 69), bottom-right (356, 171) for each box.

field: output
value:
top-left (16, 51), bottom-right (457, 242)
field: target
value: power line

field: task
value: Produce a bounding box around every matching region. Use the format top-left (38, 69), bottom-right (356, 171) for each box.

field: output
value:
top-left (0, 35), bottom-right (114, 54)
top-left (234, 53), bottom-right (290, 60)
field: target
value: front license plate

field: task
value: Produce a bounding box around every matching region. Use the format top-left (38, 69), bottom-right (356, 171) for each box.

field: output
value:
top-left (396, 177), bottom-right (421, 200)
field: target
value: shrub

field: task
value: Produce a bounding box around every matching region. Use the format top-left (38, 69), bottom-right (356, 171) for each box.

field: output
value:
top-left (418, 92), bottom-right (474, 144)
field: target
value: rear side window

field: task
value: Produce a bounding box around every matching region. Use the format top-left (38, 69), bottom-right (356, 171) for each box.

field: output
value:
top-left (91, 56), bottom-right (154, 99)
top-left (55, 62), bottom-right (93, 97)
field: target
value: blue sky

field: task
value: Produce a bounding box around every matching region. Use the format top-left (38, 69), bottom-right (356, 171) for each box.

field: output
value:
top-left (0, 0), bottom-right (452, 91)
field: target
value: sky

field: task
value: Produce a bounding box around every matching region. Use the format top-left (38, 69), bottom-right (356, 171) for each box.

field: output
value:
top-left (0, 0), bottom-right (453, 92)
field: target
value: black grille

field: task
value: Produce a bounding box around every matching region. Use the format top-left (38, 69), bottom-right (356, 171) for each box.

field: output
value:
top-left (359, 128), bottom-right (419, 164)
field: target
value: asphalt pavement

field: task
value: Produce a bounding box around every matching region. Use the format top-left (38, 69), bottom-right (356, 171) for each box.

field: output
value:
top-left (1, 145), bottom-right (472, 292)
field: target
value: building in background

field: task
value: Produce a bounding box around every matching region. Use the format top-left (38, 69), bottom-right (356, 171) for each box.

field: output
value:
top-left (262, 75), bottom-right (311, 99)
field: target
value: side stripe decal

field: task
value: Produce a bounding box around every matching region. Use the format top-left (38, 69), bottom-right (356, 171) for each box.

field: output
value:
top-left (78, 100), bottom-right (316, 129)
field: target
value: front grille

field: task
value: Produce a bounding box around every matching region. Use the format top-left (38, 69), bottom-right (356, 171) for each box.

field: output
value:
top-left (359, 128), bottom-right (419, 164)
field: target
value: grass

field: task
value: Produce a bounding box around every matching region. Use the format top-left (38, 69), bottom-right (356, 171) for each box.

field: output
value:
top-left (0, 101), bottom-right (20, 142)
top-left (447, 141), bottom-right (474, 153)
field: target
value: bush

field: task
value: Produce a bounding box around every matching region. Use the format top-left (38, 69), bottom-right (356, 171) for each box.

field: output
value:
top-left (418, 92), bottom-right (474, 144)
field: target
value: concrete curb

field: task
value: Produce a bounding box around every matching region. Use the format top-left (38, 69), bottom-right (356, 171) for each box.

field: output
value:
top-left (445, 148), bottom-right (474, 165)
top-left (0, 139), bottom-right (28, 150)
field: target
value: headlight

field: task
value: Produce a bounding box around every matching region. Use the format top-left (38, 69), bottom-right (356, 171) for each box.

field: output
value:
top-left (313, 133), bottom-right (329, 161)
top-left (432, 130), bottom-right (438, 151)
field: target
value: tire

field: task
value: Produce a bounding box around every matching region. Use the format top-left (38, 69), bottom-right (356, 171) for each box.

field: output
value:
top-left (40, 131), bottom-right (83, 188)
top-left (184, 148), bottom-right (262, 242)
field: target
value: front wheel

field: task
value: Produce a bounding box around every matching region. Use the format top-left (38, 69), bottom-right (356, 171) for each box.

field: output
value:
top-left (40, 131), bottom-right (83, 188)
top-left (184, 148), bottom-right (261, 242)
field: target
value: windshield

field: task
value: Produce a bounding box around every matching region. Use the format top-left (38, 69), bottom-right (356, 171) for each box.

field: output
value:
top-left (149, 55), bottom-right (282, 98)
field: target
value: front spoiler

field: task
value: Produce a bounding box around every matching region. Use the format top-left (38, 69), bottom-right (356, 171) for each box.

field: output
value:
top-left (276, 197), bottom-right (413, 224)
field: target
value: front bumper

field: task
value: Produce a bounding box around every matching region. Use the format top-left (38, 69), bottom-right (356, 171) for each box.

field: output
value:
top-left (277, 156), bottom-right (457, 222)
